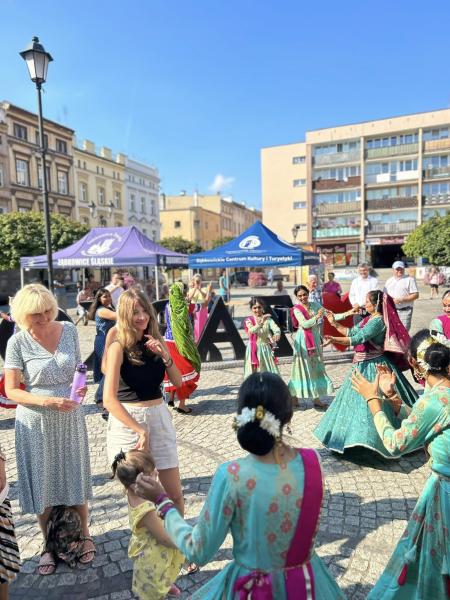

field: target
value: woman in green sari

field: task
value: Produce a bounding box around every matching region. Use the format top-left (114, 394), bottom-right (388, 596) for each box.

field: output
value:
top-left (352, 330), bottom-right (450, 599)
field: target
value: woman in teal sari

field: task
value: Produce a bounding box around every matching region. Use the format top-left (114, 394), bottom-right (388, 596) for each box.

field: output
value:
top-left (243, 298), bottom-right (281, 379)
top-left (352, 330), bottom-right (450, 599)
top-left (288, 285), bottom-right (333, 409)
top-left (314, 290), bottom-right (418, 457)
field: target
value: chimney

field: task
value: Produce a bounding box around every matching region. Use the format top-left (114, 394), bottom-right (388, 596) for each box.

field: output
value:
top-left (100, 147), bottom-right (112, 159)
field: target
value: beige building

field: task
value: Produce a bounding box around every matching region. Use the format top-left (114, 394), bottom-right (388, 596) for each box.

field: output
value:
top-left (74, 141), bottom-right (126, 228)
top-left (262, 108), bottom-right (450, 267)
top-left (0, 101), bottom-right (76, 217)
top-left (160, 192), bottom-right (262, 248)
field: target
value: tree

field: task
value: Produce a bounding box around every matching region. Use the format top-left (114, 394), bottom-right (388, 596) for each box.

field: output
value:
top-left (211, 236), bottom-right (234, 248)
top-left (159, 236), bottom-right (203, 254)
top-left (402, 214), bottom-right (450, 266)
top-left (0, 212), bottom-right (90, 270)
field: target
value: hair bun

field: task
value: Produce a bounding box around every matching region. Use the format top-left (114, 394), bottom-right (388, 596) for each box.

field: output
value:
top-left (424, 344), bottom-right (450, 374)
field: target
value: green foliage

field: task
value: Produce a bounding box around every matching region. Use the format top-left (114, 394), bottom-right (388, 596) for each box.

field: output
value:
top-left (210, 236), bottom-right (234, 248)
top-left (402, 214), bottom-right (450, 266)
top-left (0, 212), bottom-right (89, 270)
top-left (159, 236), bottom-right (203, 254)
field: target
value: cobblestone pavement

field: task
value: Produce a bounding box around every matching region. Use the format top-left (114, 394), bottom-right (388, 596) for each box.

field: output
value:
top-left (2, 295), bottom-right (442, 599)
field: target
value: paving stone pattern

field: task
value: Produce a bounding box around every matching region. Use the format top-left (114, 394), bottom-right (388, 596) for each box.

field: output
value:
top-left (2, 294), bottom-right (442, 599)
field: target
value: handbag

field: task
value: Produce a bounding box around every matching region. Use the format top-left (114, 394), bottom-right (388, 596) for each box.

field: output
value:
top-left (0, 373), bottom-right (21, 409)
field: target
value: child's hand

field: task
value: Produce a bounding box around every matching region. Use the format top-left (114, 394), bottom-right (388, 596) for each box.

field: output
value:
top-left (133, 473), bottom-right (165, 502)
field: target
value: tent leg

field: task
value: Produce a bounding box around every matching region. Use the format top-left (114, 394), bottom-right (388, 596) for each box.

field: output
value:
top-left (20, 268), bottom-right (24, 289)
top-left (154, 266), bottom-right (160, 300)
top-left (82, 269), bottom-right (86, 289)
top-left (226, 267), bottom-right (230, 302)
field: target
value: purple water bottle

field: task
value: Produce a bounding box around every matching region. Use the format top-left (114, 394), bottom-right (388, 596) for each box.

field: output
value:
top-left (70, 364), bottom-right (87, 403)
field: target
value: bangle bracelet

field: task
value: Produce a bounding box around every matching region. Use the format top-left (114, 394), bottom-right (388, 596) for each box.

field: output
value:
top-left (366, 397), bottom-right (381, 404)
top-left (163, 357), bottom-right (174, 368)
top-left (155, 492), bottom-right (169, 506)
top-left (385, 391), bottom-right (397, 399)
top-left (157, 502), bottom-right (175, 519)
top-left (156, 499), bottom-right (173, 512)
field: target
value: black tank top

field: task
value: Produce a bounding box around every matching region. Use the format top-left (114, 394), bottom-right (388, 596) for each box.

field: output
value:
top-left (117, 343), bottom-right (166, 402)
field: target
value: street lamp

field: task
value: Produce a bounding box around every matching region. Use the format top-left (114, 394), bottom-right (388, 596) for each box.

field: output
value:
top-left (20, 37), bottom-right (54, 292)
top-left (291, 225), bottom-right (300, 285)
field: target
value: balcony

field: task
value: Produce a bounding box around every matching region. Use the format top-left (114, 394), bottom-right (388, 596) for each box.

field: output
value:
top-left (313, 175), bottom-right (361, 191)
top-left (423, 166), bottom-right (450, 180)
top-left (313, 151), bottom-right (360, 166)
top-left (314, 201), bottom-right (361, 215)
top-left (424, 139), bottom-right (450, 153)
top-left (365, 196), bottom-right (418, 211)
top-left (313, 226), bottom-right (360, 239)
top-left (369, 221), bottom-right (417, 234)
top-left (423, 193), bottom-right (450, 206)
top-left (365, 142), bottom-right (418, 160)
top-left (365, 170), bottom-right (419, 185)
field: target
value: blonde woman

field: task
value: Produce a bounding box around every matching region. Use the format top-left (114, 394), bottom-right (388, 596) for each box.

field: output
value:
top-left (4, 284), bottom-right (93, 576)
top-left (187, 275), bottom-right (212, 342)
top-left (103, 289), bottom-right (185, 514)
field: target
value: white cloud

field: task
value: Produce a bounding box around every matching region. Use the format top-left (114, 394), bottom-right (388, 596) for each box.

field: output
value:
top-left (209, 173), bottom-right (235, 193)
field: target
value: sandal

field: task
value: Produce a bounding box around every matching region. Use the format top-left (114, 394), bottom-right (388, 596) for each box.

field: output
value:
top-left (187, 562), bottom-right (199, 574)
top-left (78, 536), bottom-right (96, 564)
top-left (168, 399), bottom-right (175, 407)
top-left (168, 583), bottom-right (181, 597)
top-left (176, 406), bottom-right (193, 414)
top-left (313, 398), bottom-right (327, 409)
top-left (38, 551), bottom-right (56, 576)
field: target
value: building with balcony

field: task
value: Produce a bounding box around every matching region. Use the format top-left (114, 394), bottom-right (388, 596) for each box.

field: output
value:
top-left (159, 192), bottom-right (261, 249)
top-left (261, 108), bottom-right (450, 267)
top-left (124, 158), bottom-right (160, 240)
top-left (73, 141), bottom-right (126, 228)
top-left (0, 101), bottom-right (76, 217)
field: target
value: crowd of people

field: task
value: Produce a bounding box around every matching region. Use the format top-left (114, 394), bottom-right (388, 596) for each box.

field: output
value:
top-left (0, 265), bottom-right (449, 599)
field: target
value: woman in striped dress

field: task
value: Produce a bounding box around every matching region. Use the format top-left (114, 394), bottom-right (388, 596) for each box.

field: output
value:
top-left (0, 443), bottom-right (20, 598)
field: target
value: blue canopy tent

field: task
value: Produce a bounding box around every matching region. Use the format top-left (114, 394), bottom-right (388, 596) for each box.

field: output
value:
top-left (20, 226), bottom-right (188, 299)
top-left (188, 221), bottom-right (320, 269)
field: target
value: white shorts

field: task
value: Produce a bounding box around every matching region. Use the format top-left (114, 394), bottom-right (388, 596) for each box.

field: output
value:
top-left (107, 402), bottom-right (179, 470)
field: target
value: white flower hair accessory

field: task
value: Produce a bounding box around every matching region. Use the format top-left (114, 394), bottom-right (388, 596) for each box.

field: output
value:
top-left (232, 405), bottom-right (281, 438)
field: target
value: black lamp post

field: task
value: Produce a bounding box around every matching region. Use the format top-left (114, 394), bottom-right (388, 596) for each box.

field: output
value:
top-left (20, 37), bottom-right (54, 292)
top-left (291, 225), bottom-right (300, 285)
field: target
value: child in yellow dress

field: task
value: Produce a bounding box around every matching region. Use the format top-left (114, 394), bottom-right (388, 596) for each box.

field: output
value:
top-left (112, 449), bottom-right (184, 599)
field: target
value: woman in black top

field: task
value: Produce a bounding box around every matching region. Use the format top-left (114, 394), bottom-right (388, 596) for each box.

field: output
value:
top-left (104, 289), bottom-right (184, 513)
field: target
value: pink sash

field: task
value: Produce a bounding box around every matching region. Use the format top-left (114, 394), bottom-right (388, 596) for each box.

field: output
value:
top-left (437, 315), bottom-right (450, 339)
top-left (294, 304), bottom-right (317, 356)
top-left (244, 316), bottom-right (259, 368)
top-left (233, 448), bottom-right (323, 600)
top-left (353, 316), bottom-right (383, 363)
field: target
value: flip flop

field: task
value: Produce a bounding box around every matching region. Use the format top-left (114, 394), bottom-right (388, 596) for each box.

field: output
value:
top-left (187, 562), bottom-right (199, 574)
top-left (168, 399), bottom-right (175, 407)
top-left (78, 536), bottom-right (96, 564)
top-left (176, 407), bottom-right (193, 414)
top-left (38, 551), bottom-right (56, 576)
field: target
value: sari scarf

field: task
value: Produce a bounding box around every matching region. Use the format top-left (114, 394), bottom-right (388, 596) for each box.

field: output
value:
top-left (233, 449), bottom-right (323, 600)
top-left (169, 283), bottom-right (201, 373)
top-left (244, 316), bottom-right (259, 368)
top-left (294, 304), bottom-right (317, 356)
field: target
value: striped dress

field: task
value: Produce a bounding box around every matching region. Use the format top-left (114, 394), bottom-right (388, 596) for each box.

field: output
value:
top-left (0, 445), bottom-right (20, 584)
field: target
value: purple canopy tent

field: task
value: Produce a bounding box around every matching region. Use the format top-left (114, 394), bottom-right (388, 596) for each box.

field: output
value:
top-left (20, 226), bottom-right (188, 299)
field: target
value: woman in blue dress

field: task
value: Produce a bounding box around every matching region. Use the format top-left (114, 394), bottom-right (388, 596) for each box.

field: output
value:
top-left (133, 372), bottom-right (345, 600)
top-left (352, 330), bottom-right (450, 599)
top-left (88, 288), bottom-right (117, 409)
top-left (314, 290), bottom-right (418, 458)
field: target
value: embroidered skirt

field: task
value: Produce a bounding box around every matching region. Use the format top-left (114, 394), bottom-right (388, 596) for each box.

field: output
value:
top-left (163, 340), bottom-right (200, 400)
top-left (0, 498), bottom-right (20, 584)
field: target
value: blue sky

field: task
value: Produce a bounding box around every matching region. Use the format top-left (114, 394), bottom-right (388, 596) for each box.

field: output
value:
top-left (1, 0), bottom-right (450, 209)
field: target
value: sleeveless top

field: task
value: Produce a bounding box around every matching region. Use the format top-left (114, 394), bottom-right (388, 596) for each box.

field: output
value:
top-left (95, 307), bottom-right (116, 337)
top-left (117, 342), bottom-right (166, 402)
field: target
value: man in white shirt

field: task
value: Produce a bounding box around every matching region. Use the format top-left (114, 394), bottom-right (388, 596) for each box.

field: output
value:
top-left (384, 261), bottom-right (419, 331)
top-left (105, 272), bottom-right (124, 307)
top-left (349, 263), bottom-right (379, 319)
top-left (273, 280), bottom-right (288, 296)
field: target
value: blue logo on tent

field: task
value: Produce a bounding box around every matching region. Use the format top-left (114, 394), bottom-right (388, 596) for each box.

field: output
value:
top-left (239, 235), bottom-right (261, 250)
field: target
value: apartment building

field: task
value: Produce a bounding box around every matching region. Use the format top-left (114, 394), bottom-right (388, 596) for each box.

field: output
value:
top-left (160, 192), bottom-right (262, 248)
top-left (125, 158), bottom-right (160, 240)
top-left (0, 101), bottom-right (76, 217)
top-left (261, 108), bottom-right (450, 267)
top-left (73, 141), bottom-right (126, 228)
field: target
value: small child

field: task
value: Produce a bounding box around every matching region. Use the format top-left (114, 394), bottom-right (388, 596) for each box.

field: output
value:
top-left (112, 449), bottom-right (183, 599)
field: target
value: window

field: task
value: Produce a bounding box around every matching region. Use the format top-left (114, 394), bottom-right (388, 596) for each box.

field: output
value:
top-left (14, 123), bottom-right (27, 140)
top-left (56, 139), bottom-right (67, 154)
top-left (83, 161), bottom-right (86, 169)
top-left (313, 189), bottom-right (360, 205)
top-left (38, 165), bottom-right (51, 190)
top-left (423, 127), bottom-right (449, 141)
top-left (142, 228), bottom-right (147, 235)
top-left (16, 158), bottom-right (29, 186)
top-left (80, 182), bottom-right (88, 202)
top-left (35, 131), bottom-right (48, 148)
top-left (293, 179), bottom-right (306, 187)
top-left (292, 156), bottom-right (306, 164)
top-left (57, 171), bottom-right (68, 194)
top-left (77, 159), bottom-right (81, 168)
top-left (423, 155), bottom-right (449, 169)
top-left (96, 166), bottom-right (99, 174)
top-left (130, 194), bottom-right (136, 212)
top-left (0, 164), bottom-right (3, 187)
top-left (293, 202), bottom-right (307, 209)
top-left (141, 197), bottom-right (146, 213)
top-left (114, 191), bottom-right (121, 209)
top-left (98, 187), bottom-right (105, 205)
top-left (174, 220), bottom-right (181, 228)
